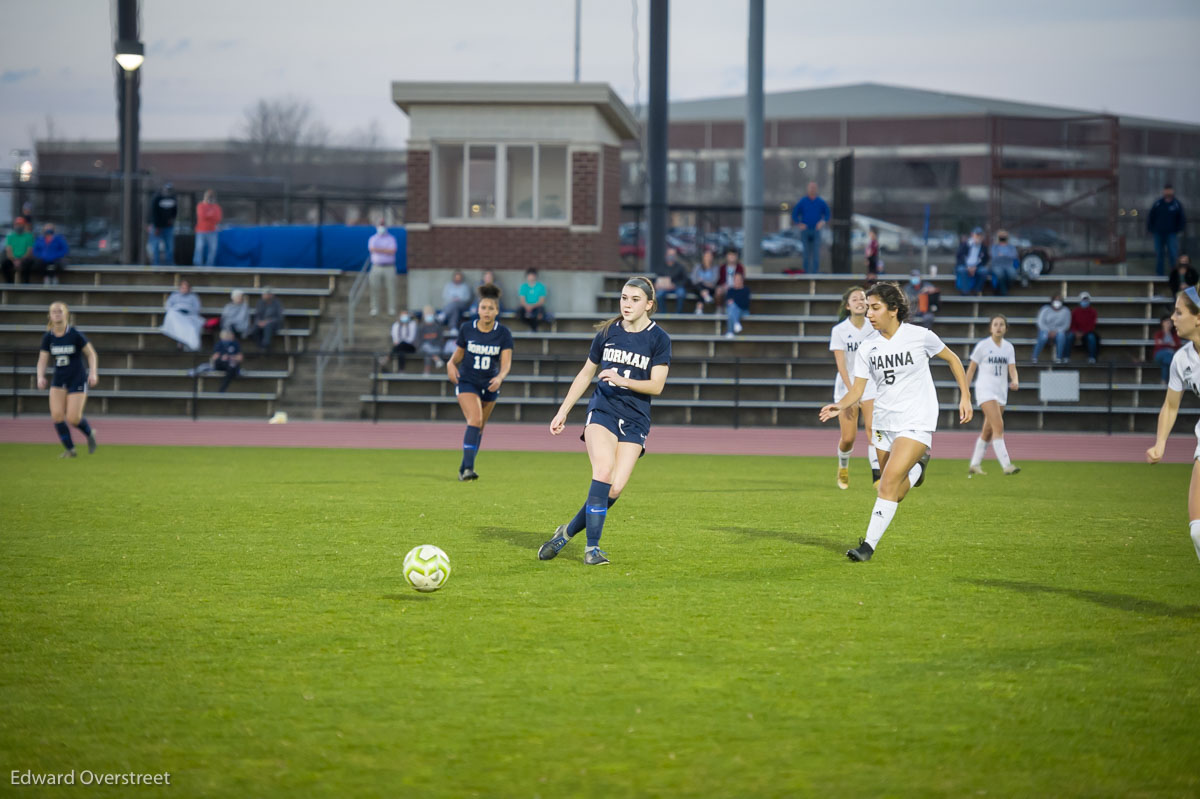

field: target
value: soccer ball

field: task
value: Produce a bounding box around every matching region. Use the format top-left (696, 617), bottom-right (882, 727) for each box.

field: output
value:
top-left (403, 545), bottom-right (451, 593)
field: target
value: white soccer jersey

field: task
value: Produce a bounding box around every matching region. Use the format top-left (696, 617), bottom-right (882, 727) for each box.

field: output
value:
top-left (969, 337), bottom-right (1016, 405)
top-left (1168, 342), bottom-right (1200, 440)
top-left (854, 323), bottom-right (946, 432)
top-left (829, 317), bottom-right (879, 402)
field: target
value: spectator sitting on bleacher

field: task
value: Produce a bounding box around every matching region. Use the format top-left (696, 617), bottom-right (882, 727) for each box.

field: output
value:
top-left (903, 270), bottom-right (939, 328)
top-left (714, 248), bottom-right (746, 305)
top-left (251, 287), bottom-right (284, 352)
top-left (1153, 314), bottom-right (1182, 385)
top-left (387, 310), bottom-right (418, 371)
top-left (954, 228), bottom-right (990, 295)
top-left (188, 328), bottom-right (243, 392)
top-left (690, 248), bottom-right (718, 313)
top-left (32, 223), bottom-right (69, 285)
top-left (654, 247), bottom-right (694, 314)
top-left (1168, 254), bottom-right (1197, 297)
top-left (417, 305), bottom-right (445, 374)
top-left (988, 230), bottom-right (1021, 296)
top-left (724, 271), bottom-right (751, 338)
top-left (468, 270), bottom-right (505, 318)
top-left (518, 268), bottom-right (548, 332)
top-left (2, 216), bottom-right (35, 284)
top-left (441, 270), bottom-right (472, 331)
top-left (162, 279), bottom-right (203, 352)
top-left (1032, 293), bottom-right (1071, 364)
top-left (220, 289), bottom-right (251, 337)
top-left (1068, 291), bottom-right (1100, 364)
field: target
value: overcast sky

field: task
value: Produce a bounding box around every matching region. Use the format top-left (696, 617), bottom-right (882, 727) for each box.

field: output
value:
top-left (3, 0), bottom-right (1199, 166)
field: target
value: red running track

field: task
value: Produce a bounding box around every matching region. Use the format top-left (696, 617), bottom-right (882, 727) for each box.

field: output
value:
top-left (0, 416), bottom-right (1190, 464)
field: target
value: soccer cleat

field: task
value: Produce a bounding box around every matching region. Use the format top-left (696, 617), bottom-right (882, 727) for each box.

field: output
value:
top-left (837, 467), bottom-right (850, 490)
top-left (86, 433), bottom-right (98, 454)
top-left (537, 525), bottom-right (572, 560)
top-left (913, 451), bottom-right (931, 488)
top-left (59, 449), bottom-right (77, 459)
top-left (457, 468), bottom-right (479, 482)
top-left (846, 540), bottom-right (874, 562)
top-left (872, 468), bottom-right (881, 488)
top-left (1003, 465), bottom-right (1021, 475)
top-left (584, 547), bottom-right (611, 566)
top-left (967, 464), bottom-right (986, 478)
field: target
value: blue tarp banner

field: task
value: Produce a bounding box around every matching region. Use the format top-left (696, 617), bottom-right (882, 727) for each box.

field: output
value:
top-left (215, 225), bottom-right (406, 272)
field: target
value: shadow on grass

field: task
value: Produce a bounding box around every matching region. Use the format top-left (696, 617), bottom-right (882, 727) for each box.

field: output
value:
top-left (381, 593), bottom-right (437, 602)
top-left (965, 578), bottom-right (1200, 619)
top-left (474, 526), bottom-right (584, 562)
top-left (713, 526), bottom-right (847, 554)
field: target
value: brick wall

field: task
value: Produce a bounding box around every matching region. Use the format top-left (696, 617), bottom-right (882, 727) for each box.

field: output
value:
top-left (407, 150), bottom-right (430, 224)
top-left (571, 151), bottom-right (598, 227)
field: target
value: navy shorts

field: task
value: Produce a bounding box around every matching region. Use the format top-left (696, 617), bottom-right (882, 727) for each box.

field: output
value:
top-left (51, 371), bottom-right (87, 394)
top-left (455, 380), bottom-right (499, 404)
top-left (582, 406), bottom-right (648, 454)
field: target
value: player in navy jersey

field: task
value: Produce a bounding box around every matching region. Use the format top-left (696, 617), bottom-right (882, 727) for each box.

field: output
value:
top-left (538, 276), bottom-right (671, 565)
top-left (35, 302), bottom-right (99, 457)
top-left (446, 284), bottom-right (513, 481)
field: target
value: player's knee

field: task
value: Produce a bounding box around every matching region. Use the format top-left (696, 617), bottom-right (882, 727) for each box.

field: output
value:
top-left (68, 412), bottom-right (82, 426)
top-left (591, 467), bottom-right (613, 484)
top-left (51, 411), bottom-right (65, 423)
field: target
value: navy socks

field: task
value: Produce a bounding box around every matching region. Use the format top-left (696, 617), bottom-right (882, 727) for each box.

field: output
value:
top-left (54, 421), bottom-right (73, 451)
top-left (566, 494), bottom-right (618, 537)
top-left (584, 479), bottom-right (612, 548)
top-left (75, 417), bottom-right (93, 437)
top-left (461, 425), bottom-right (481, 471)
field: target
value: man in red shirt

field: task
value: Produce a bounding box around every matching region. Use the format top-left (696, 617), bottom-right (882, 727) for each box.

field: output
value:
top-left (1069, 291), bottom-right (1099, 363)
top-left (193, 189), bottom-right (223, 266)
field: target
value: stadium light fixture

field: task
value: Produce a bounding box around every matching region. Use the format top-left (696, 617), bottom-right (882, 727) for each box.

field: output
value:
top-left (114, 39), bottom-right (144, 72)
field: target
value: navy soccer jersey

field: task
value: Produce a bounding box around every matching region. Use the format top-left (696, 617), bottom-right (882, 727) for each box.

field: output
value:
top-left (213, 338), bottom-right (241, 361)
top-left (40, 327), bottom-right (89, 384)
top-left (586, 320), bottom-right (672, 429)
top-left (456, 320), bottom-right (514, 386)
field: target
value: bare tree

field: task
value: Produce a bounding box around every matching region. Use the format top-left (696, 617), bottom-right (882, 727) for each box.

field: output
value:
top-left (237, 96), bottom-right (330, 184)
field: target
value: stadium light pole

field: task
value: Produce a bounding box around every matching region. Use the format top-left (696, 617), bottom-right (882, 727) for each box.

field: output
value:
top-left (573, 0), bottom-right (581, 81)
top-left (115, 39), bottom-right (143, 265)
top-left (742, 0), bottom-right (764, 271)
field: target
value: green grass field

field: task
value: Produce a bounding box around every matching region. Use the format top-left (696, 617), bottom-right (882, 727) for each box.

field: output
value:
top-left (1, 443), bottom-right (1198, 798)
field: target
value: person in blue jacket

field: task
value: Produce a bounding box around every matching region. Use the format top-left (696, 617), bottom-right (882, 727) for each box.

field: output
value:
top-left (32, 223), bottom-right (69, 284)
top-left (791, 182), bottom-right (830, 274)
top-left (1148, 184), bottom-right (1187, 277)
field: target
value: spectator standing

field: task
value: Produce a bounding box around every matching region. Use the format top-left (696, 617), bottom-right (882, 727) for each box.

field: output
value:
top-left (162, 279), bottom-right (203, 351)
top-left (714, 248), bottom-right (747, 305)
top-left (190, 328), bottom-right (243, 392)
top-left (517, 268), bottom-right (548, 332)
top-left (1147, 184), bottom-right (1186, 277)
top-left (954, 227), bottom-right (990, 295)
top-left (367, 222), bottom-right (398, 317)
top-left (32, 223), bottom-right (69, 284)
top-left (724, 272), bottom-right (751, 338)
top-left (791, 182), bottom-right (830, 274)
top-left (1153, 314), bottom-right (1182, 384)
top-left (220, 289), bottom-right (251, 337)
top-left (441, 270), bottom-right (472, 331)
top-left (193, 189), bottom-right (222, 266)
top-left (1032, 294), bottom-right (1071, 363)
top-left (690, 249), bottom-right (718, 313)
top-left (988, 230), bottom-right (1021, 296)
top-left (417, 305), bottom-right (445, 373)
top-left (903, 270), bottom-right (939, 328)
top-left (147, 183), bottom-right (179, 265)
top-left (1068, 291), bottom-right (1100, 363)
top-left (2, 217), bottom-right (35, 283)
top-left (864, 228), bottom-right (881, 276)
top-left (387, 311), bottom-right (419, 371)
top-left (251, 288), bottom-right (284, 352)
top-left (1167, 254), bottom-right (1198, 297)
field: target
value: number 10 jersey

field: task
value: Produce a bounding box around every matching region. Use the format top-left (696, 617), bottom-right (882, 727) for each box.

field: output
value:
top-left (455, 320), bottom-right (514, 387)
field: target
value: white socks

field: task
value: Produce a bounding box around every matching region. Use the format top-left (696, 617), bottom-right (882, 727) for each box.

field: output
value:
top-left (1190, 520), bottom-right (1200, 561)
top-left (993, 439), bottom-right (1012, 469)
top-left (907, 461), bottom-right (923, 487)
top-left (867, 444), bottom-right (880, 471)
top-left (865, 498), bottom-right (898, 549)
top-left (971, 438), bottom-right (988, 468)
top-left (837, 447), bottom-right (851, 469)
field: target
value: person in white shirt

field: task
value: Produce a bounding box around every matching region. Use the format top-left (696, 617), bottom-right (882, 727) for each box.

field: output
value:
top-left (819, 282), bottom-right (972, 562)
top-left (367, 223), bottom-right (398, 317)
top-left (1147, 285), bottom-right (1200, 562)
top-left (828, 286), bottom-right (881, 489)
top-left (385, 310), bottom-right (418, 371)
top-left (964, 315), bottom-right (1021, 477)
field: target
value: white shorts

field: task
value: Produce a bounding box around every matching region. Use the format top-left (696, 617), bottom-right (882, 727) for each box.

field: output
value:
top-left (1193, 440), bottom-right (1200, 463)
top-left (871, 429), bottom-right (933, 452)
top-left (975, 387), bottom-right (1008, 408)
top-left (834, 374), bottom-right (879, 404)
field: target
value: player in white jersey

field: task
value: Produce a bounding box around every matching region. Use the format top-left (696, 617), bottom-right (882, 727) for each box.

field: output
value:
top-left (829, 286), bottom-right (881, 489)
top-left (1147, 286), bottom-right (1200, 562)
top-left (964, 315), bottom-right (1021, 477)
top-left (819, 282), bottom-right (972, 561)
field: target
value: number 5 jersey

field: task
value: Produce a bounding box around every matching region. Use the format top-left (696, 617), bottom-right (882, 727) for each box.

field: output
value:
top-left (854, 323), bottom-right (946, 433)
